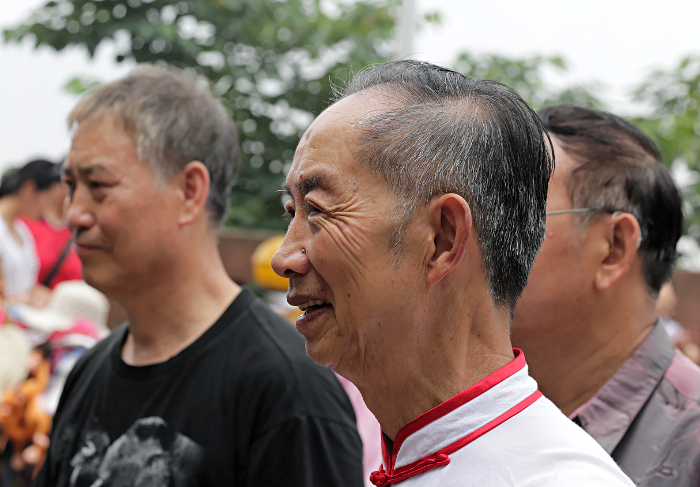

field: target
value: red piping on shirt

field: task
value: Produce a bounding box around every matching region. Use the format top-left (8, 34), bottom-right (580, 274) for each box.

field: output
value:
top-left (371, 349), bottom-right (541, 486)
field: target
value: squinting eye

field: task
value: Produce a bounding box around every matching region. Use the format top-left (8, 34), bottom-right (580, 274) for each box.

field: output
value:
top-left (305, 201), bottom-right (321, 214)
top-left (283, 208), bottom-right (295, 223)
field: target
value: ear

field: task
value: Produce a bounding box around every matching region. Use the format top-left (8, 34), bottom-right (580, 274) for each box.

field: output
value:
top-left (19, 180), bottom-right (37, 197)
top-left (426, 194), bottom-right (472, 286)
top-left (177, 161), bottom-right (210, 226)
top-left (595, 212), bottom-right (641, 291)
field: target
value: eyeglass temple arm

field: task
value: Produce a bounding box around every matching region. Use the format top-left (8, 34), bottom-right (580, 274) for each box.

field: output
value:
top-left (546, 205), bottom-right (618, 216)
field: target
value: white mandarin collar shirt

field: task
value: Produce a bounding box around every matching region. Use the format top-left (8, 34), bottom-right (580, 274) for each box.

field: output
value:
top-left (370, 350), bottom-right (634, 487)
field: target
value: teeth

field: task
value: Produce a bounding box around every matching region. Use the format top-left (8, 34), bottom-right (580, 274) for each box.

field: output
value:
top-left (298, 299), bottom-right (331, 311)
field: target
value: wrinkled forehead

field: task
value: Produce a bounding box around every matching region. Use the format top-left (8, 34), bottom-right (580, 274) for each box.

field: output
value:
top-left (286, 95), bottom-right (367, 183)
top-left (284, 89), bottom-right (406, 201)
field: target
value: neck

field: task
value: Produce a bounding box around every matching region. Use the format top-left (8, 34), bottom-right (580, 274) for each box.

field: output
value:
top-left (516, 286), bottom-right (657, 417)
top-left (0, 198), bottom-right (20, 226)
top-left (43, 203), bottom-right (64, 226)
top-left (348, 287), bottom-right (514, 440)
top-left (119, 235), bottom-right (241, 366)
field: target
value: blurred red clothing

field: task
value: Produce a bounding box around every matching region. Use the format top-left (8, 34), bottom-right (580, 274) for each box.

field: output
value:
top-left (20, 217), bottom-right (82, 289)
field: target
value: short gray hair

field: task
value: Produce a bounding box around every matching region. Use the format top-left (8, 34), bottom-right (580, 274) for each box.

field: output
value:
top-left (337, 61), bottom-right (553, 313)
top-left (69, 65), bottom-right (240, 226)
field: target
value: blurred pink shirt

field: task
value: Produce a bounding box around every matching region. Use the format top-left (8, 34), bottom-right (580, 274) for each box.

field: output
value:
top-left (336, 374), bottom-right (382, 487)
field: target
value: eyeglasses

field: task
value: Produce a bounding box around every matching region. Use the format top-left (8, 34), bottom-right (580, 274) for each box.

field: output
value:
top-left (546, 205), bottom-right (621, 217)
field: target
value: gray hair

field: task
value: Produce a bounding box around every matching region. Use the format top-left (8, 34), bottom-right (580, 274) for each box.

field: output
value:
top-left (337, 60), bottom-right (553, 313)
top-left (68, 65), bottom-right (240, 226)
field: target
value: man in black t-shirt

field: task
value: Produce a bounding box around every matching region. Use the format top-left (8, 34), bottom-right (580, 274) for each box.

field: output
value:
top-left (35, 65), bottom-right (364, 487)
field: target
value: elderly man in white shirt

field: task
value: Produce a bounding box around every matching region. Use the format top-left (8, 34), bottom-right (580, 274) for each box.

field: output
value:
top-left (272, 60), bottom-right (634, 486)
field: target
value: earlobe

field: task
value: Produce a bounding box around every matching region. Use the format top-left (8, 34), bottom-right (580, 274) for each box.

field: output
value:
top-left (178, 161), bottom-right (210, 226)
top-left (595, 213), bottom-right (641, 290)
top-left (426, 194), bottom-right (472, 286)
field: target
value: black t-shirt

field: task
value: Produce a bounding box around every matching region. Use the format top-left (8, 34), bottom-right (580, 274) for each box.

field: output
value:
top-left (34, 289), bottom-right (364, 487)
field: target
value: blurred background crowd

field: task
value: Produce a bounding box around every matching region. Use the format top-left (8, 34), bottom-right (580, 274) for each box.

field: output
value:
top-left (1, 0), bottom-right (700, 485)
top-left (0, 158), bottom-right (112, 484)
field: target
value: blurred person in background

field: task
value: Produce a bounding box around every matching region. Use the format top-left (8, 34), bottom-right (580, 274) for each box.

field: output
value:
top-left (20, 160), bottom-right (82, 290)
top-left (0, 161), bottom-right (103, 482)
top-left (0, 159), bottom-right (51, 484)
top-left (35, 65), bottom-right (364, 487)
top-left (512, 105), bottom-right (700, 485)
top-left (0, 324), bottom-right (31, 394)
top-left (656, 280), bottom-right (700, 363)
top-left (0, 159), bottom-right (56, 303)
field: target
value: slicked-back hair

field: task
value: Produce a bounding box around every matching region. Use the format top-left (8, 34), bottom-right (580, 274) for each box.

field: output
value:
top-left (337, 60), bottom-right (554, 312)
top-left (539, 105), bottom-right (684, 294)
top-left (69, 65), bottom-right (240, 226)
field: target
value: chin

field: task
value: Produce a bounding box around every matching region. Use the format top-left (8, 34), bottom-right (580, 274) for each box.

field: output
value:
top-left (81, 269), bottom-right (98, 289)
top-left (82, 277), bottom-right (107, 296)
top-left (305, 339), bottom-right (350, 371)
top-left (81, 269), bottom-right (118, 299)
top-left (305, 341), bottom-right (334, 367)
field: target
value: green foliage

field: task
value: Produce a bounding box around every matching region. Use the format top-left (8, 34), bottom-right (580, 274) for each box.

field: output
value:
top-left (452, 52), bottom-right (604, 109)
top-left (7, 1), bottom-right (700, 242)
top-left (630, 56), bottom-right (700, 240)
top-left (422, 10), bottom-right (441, 24)
top-left (5, 0), bottom-right (395, 230)
top-left (63, 76), bottom-right (101, 94)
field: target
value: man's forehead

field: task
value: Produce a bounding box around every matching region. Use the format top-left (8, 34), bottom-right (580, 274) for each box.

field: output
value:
top-left (64, 138), bottom-right (116, 175)
top-left (286, 97), bottom-right (365, 185)
top-left (301, 89), bottom-right (395, 141)
top-left (65, 116), bottom-right (145, 174)
top-left (283, 149), bottom-right (344, 199)
top-left (543, 137), bottom-right (581, 214)
top-left (549, 138), bottom-right (578, 189)
top-left (63, 158), bottom-right (109, 175)
top-left (284, 90), bottom-right (398, 197)
top-left (293, 99), bottom-right (359, 157)
top-left (319, 91), bottom-right (382, 125)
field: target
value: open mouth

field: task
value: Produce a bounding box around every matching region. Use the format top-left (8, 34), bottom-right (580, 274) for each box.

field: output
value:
top-left (295, 299), bottom-right (333, 333)
top-left (298, 299), bottom-right (332, 313)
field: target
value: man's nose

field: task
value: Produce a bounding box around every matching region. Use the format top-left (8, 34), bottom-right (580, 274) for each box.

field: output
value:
top-left (65, 187), bottom-right (95, 232)
top-left (272, 230), bottom-right (311, 278)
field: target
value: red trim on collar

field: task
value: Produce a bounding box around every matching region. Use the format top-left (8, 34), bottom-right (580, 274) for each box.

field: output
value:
top-left (370, 453), bottom-right (450, 487)
top-left (372, 389), bottom-right (542, 486)
top-left (374, 349), bottom-right (532, 485)
top-left (391, 349), bottom-right (526, 462)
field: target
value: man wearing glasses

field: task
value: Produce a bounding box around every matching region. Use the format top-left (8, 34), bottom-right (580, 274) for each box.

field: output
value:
top-left (512, 105), bottom-right (700, 486)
